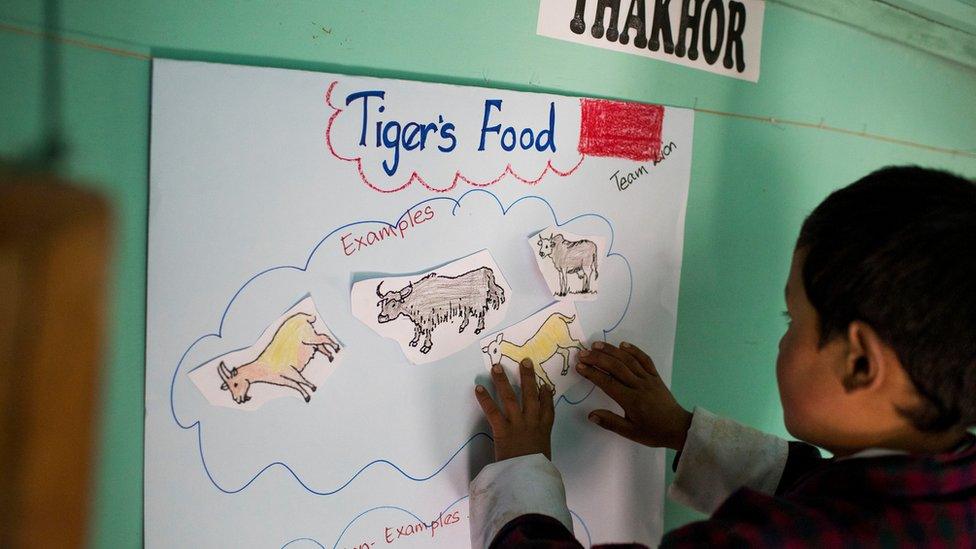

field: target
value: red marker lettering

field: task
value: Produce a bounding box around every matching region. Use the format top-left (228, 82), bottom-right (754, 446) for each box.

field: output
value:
top-left (340, 233), bottom-right (356, 256)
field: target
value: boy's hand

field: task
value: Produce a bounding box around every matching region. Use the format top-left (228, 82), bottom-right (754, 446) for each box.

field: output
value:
top-left (475, 359), bottom-right (556, 462)
top-left (577, 341), bottom-right (693, 451)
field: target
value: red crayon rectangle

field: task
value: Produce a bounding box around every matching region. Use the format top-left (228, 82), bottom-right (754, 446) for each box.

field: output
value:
top-left (578, 99), bottom-right (664, 162)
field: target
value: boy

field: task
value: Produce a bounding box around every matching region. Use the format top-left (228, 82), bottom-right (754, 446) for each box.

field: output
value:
top-left (470, 167), bottom-right (976, 547)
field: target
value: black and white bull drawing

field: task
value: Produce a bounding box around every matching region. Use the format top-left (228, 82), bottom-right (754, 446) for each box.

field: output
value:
top-left (537, 233), bottom-right (599, 296)
top-left (376, 266), bottom-right (506, 354)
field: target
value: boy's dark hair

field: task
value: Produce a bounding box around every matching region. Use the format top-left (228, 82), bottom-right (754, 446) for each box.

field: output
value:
top-left (797, 166), bottom-right (976, 432)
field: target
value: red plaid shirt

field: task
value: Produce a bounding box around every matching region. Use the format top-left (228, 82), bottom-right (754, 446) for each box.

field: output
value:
top-left (490, 436), bottom-right (976, 548)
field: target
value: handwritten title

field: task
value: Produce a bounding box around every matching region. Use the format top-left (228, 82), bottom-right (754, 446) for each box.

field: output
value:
top-left (345, 90), bottom-right (558, 177)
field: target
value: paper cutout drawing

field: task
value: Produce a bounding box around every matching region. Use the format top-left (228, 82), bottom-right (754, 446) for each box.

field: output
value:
top-left (531, 227), bottom-right (606, 301)
top-left (538, 233), bottom-right (598, 294)
top-left (481, 311), bottom-right (583, 387)
top-left (189, 296), bottom-right (343, 410)
top-left (217, 312), bottom-right (340, 404)
top-left (480, 301), bottom-right (588, 397)
top-left (352, 250), bottom-right (512, 365)
top-left (376, 267), bottom-right (506, 353)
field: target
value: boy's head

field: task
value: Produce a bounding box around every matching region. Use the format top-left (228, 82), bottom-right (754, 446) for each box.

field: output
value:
top-left (776, 166), bottom-right (976, 454)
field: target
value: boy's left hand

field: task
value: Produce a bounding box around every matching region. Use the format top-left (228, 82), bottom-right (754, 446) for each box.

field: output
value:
top-left (475, 359), bottom-right (555, 462)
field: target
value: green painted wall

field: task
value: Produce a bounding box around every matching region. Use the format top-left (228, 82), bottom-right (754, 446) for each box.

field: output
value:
top-left (1, 1), bottom-right (974, 547)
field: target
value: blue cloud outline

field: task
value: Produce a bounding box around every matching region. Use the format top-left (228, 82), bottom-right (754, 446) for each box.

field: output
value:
top-left (169, 188), bottom-right (633, 496)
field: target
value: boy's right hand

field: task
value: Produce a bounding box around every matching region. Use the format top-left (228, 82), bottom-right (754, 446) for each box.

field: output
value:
top-left (577, 341), bottom-right (693, 452)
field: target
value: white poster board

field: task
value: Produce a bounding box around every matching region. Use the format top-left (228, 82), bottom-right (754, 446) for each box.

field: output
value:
top-left (147, 59), bottom-right (694, 548)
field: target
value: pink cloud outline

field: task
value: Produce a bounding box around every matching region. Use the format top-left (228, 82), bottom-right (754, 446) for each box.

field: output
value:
top-left (324, 81), bottom-right (585, 194)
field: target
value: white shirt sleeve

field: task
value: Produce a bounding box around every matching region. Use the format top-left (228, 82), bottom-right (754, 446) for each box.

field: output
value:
top-left (668, 407), bottom-right (790, 515)
top-left (468, 453), bottom-right (574, 549)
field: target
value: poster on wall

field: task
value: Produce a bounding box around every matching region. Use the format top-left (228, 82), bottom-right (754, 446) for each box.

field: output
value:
top-left (537, 0), bottom-right (766, 82)
top-left (146, 59), bottom-right (694, 548)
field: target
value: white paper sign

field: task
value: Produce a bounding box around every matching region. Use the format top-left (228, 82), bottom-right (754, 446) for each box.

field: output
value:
top-left (351, 250), bottom-right (512, 365)
top-left (538, 0), bottom-right (766, 82)
top-left (531, 226), bottom-right (607, 301)
top-left (480, 301), bottom-right (588, 400)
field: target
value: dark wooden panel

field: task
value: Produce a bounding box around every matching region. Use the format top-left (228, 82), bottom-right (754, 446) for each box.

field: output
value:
top-left (0, 168), bottom-right (111, 549)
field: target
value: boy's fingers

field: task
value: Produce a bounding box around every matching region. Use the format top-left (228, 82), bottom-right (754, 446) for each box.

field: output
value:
top-left (591, 342), bottom-right (646, 381)
top-left (539, 383), bottom-right (555, 427)
top-left (519, 359), bottom-right (540, 417)
top-left (579, 347), bottom-right (641, 387)
top-left (588, 409), bottom-right (636, 439)
top-left (576, 361), bottom-right (630, 403)
top-left (474, 385), bottom-right (505, 428)
top-left (490, 364), bottom-right (521, 418)
top-left (619, 342), bottom-right (660, 377)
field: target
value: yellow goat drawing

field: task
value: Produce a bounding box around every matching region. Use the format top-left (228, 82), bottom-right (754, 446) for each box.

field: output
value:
top-left (481, 313), bottom-right (585, 387)
top-left (218, 312), bottom-right (340, 404)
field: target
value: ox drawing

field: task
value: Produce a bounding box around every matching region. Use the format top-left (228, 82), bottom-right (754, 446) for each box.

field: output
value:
top-left (376, 266), bottom-right (506, 354)
top-left (537, 233), bottom-right (599, 296)
top-left (217, 312), bottom-right (340, 404)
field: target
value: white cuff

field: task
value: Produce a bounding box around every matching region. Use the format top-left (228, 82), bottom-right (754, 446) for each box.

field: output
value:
top-left (468, 453), bottom-right (573, 549)
top-left (668, 407), bottom-right (789, 515)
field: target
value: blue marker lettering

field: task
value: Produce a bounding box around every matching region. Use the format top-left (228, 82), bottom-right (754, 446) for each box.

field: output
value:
top-left (478, 99), bottom-right (503, 151)
top-left (345, 90), bottom-right (386, 146)
top-left (439, 121), bottom-right (457, 153)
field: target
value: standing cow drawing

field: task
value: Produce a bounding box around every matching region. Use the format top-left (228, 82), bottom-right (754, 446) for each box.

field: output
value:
top-left (481, 312), bottom-right (584, 387)
top-left (375, 266), bottom-right (506, 354)
top-left (217, 312), bottom-right (340, 404)
top-left (537, 233), bottom-right (599, 296)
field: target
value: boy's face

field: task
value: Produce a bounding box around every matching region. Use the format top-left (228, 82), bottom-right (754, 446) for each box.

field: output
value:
top-left (776, 249), bottom-right (850, 448)
top-left (777, 249), bottom-right (962, 454)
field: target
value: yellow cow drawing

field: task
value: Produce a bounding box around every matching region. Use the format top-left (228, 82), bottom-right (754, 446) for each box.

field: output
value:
top-left (218, 312), bottom-right (340, 404)
top-left (481, 313), bottom-right (585, 387)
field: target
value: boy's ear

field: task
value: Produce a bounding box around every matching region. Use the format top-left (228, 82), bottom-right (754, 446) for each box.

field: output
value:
top-left (841, 320), bottom-right (891, 393)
